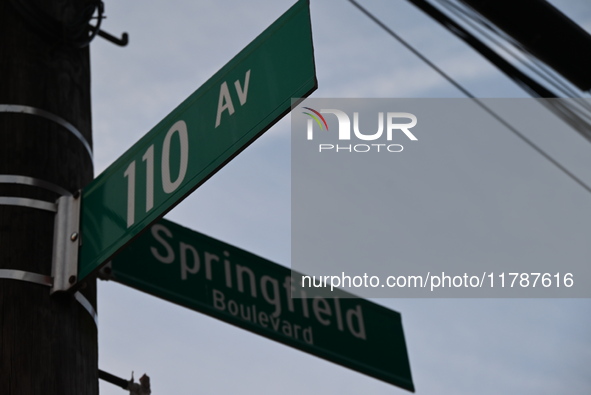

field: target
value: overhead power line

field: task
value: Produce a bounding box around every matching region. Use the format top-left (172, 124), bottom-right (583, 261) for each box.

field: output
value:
top-left (348, 0), bottom-right (591, 196)
top-left (430, 0), bottom-right (591, 141)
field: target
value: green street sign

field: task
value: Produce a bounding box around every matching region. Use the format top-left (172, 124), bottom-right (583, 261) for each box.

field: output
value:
top-left (79, 0), bottom-right (316, 281)
top-left (105, 219), bottom-right (415, 392)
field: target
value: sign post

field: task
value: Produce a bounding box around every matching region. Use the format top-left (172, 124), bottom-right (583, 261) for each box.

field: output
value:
top-left (104, 219), bottom-right (415, 392)
top-left (77, 0), bottom-right (316, 282)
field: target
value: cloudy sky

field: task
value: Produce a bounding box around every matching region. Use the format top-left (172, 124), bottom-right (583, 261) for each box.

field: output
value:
top-left (91, 1), bottom-right (591, 393)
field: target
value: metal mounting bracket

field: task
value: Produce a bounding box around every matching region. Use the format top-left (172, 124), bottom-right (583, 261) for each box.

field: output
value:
top-left (50, 193), bottom-right (81, 293)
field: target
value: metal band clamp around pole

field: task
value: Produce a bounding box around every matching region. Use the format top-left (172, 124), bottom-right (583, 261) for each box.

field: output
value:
top-left (0, 197), bottom-right (57, 212)
top-left (0, 174), bottom-right (71, 196)
top-left (75, 291), bottom-right (98, 326)
top-left (0, 270), bottom-right (97, 326)
top-left (0, 104), bottom-right (93, 161)
top-left (0, 269), bottom-right (53, 286)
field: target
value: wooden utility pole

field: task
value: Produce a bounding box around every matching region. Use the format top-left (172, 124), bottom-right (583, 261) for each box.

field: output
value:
top-left (0, 1), bottom-right (97, 394)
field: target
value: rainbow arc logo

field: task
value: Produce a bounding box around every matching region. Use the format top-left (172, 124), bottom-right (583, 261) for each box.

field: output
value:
top-left (302, 107), bottom-right (328, 130)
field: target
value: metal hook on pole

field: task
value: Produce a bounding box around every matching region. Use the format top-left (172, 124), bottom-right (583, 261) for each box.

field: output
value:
top-left (96, 28), bottom-right (129, 46)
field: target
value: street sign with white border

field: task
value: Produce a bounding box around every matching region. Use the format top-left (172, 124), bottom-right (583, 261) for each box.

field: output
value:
top-left (78, 0), bottom-right (316, 282)
top-left (105, 218), bottom-right (415, 392)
